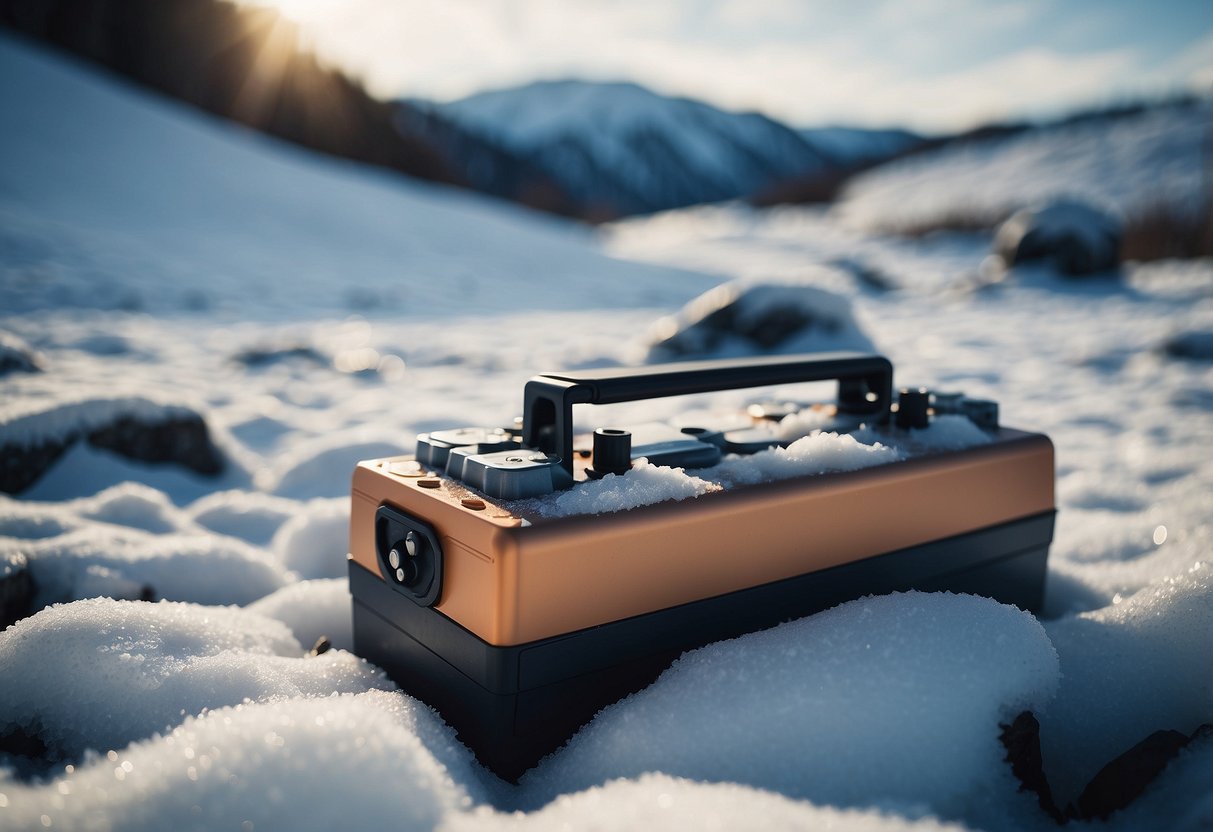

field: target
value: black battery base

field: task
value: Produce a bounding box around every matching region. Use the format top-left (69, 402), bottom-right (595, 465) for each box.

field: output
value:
top-left (350, 510), bottom-right (1055, 782)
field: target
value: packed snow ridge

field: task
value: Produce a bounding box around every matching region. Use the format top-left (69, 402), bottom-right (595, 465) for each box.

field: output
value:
top-left (529, 420), bottom-right (993, 518)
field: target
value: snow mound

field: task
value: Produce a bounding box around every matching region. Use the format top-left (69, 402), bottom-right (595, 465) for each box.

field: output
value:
top-left (521, 428), bottom-right (957, 518)
top-left (526, 591), bottom-right (1058, 827)
top-left (452, 774), bottom-right (964, 832)
top-left (0, 396), bottom-right (204, 453)
top-left (16, 441), bottom-right (249, 504)
top-left (0, 692), bottom-right (470, 832)
top-left (0, 329), bottom-right (42, 376)
top-left (1039, 563), bottom-right (1213, 804)
top-left (0, 396), bottom-right (226, 495)
top-left (267, 436), bottom-right (406, 499)
top-left (993, 199), bottom-right (1121, 276)
top-left (77, 483), bottom-right (187, 534)
top-left (270, 498), bottom-right (349, 579)
top-left (646, 280), bottom-right (875, 361)
top-left (708, 431), bottom-right (901, 487)
top-left (187, 490), bottom-right (301, 545)
top-left (249, 579), bottom-right (353, 652)
top-left (0, 499), bottom-right (78, 539)
top-left (12, 527), bottom-right (288, 609)
top-left (0, 598), bottom-right (393, 760)
top-left (852, 416), bottom-right (994, 454)
top-left (537, 461), bottom-right (720, 518)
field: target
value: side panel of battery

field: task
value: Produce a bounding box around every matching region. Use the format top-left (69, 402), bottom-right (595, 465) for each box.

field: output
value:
top-left (350, 509), bottom-right (1054, 780)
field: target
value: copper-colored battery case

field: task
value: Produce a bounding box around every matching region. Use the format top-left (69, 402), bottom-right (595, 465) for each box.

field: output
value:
top-left (348, 353), bottom-right (1055, 780)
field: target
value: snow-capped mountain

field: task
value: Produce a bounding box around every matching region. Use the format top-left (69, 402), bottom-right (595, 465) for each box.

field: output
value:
top-left (411, 80), bottom-right (846, 218)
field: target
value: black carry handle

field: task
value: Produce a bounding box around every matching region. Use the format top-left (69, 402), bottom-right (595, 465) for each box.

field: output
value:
top-left (523, 352), bottom-right (893, 475)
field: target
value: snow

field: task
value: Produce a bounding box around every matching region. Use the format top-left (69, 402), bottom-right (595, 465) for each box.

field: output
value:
top-left (851, 416), bottom-right (993, 454)
top-left (3, 30), bottom-right (1213, 832)
top-left (707, 431), bottom-right (900, 487)
top-left (0, 598), bottom-right (392, 760)
top-left (836, 100), bottom-right (1211, 232)
top-left (534, 461), bottom-right (720, 518)
top-left (646, 278), bottom-right (876, 360)
top-left (18, 442), bottom-right (251, 505)
top-left (1039, 563), bottom-right (1213, 804)
top-left (0, 693), bottom-right (472, 832)
top-left (0, 36), bottom-right (710, 317)
top-left (0, 396), bottom-right (205, 450)
top-left (0, 330), bottom-right (42, 376)
top-left (426, 79), bottom-right (833, 213)
top-left (519, 423), bottom-right (986, 519)
top-left (248, 578), bottom-right (354, 652)
top-left (10, 523), bottom-right (288, 608)
top-left (187, 490), bottom-right (300, 546)
top-left (449, 774), bottom-right (965, 832)
top-left (269, 498), bottom-right (350, 579)
top-left (522, 591), bottom-right (1057, 829)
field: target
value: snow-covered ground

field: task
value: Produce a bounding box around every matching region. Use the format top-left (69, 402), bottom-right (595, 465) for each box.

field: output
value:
top-left (3, 32), bottom-right (1213, 832)
top-left (835, 100), bottom-right (1211, 232)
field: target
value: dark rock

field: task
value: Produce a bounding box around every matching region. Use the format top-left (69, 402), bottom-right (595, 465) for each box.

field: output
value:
top-left (1000, 711), bottom-right (1064, 822)
top-left (0, 404), bottom-right (226, 494)
top-left (647, 281), bottom-right (874, 361)
top-left (309, 636), bottom-right (333, 656)
top-left (232, 344), bottom-right (328, 368)
top-left (0, 438), bottom-right (72, 494)
top-left (830, 256), bottom-right (897, 292)
top-left (994, 199), bottom-right (1122, 276)
top-left (87, 414), bottom-right (224, 476)
top-left (1163, 329), bottom-right (1213, 362)
top-left (0, 724), bottom-right (49, 763)
top-left (1075, 728), bottom-right (1191, 820)
top-left (0, 331), bottom-right (43, 376)
top-left (1, 552), bottom-right (33, 629)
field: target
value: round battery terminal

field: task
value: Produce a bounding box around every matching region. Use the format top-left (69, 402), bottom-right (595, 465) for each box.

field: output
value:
top-left (389, 460), bottom-right (424, 477)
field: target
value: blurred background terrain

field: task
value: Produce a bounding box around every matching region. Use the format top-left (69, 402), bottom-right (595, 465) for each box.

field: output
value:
top-left (2, 0), bottom-right (1210, 240)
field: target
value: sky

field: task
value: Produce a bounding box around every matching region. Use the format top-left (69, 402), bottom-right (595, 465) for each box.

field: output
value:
top-left (244, 0), bottom-right (1213, 132)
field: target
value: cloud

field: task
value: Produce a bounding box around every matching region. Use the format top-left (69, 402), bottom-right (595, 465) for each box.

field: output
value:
top-left (249, 0), bottom-right (1206, 131)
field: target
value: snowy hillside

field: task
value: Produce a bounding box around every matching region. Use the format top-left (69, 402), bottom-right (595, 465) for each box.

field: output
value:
top-left (417, 80), bottom-right (838, 216)
top-left (3, 31), bottom-right (1213, 832)
top-left (835, 99), bottom-right (1212, 232)
top-left (0, 37), bottom-right (709, 318)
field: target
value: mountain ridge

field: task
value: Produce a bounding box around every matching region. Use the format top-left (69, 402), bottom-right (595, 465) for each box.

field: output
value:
top-left (406, 79), bottom-right (920, 219)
